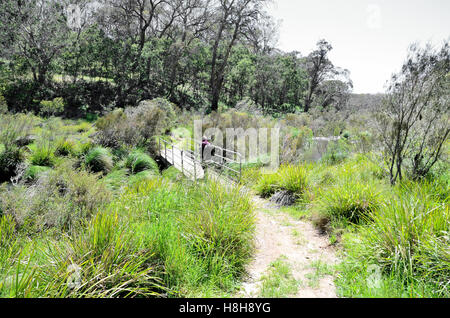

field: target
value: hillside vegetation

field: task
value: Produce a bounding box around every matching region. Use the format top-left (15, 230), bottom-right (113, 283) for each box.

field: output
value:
top-left (0, 0), bottom-right (448, 299)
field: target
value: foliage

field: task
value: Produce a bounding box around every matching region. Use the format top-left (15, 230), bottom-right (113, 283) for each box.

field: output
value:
top-left (376, 42), bottom-right (450, 184)
top-left (0, 94), bottom-right (7, 114)
top-left (39, 97), bottom-right (65, 117)
top-left (317, 180), bottom-right (382, 224)
top-left (30, 144), bottom-right (56, 167)
top-left (84, 147), bottom-right (113, 174)
top-left (125, 149), bottom-right (159, 174)
top-left (255, 165), bottom-right (309, 200)
top-left (0, 161), bottom-right (111, 235)
top-left (95, 99), bottom-right (177, 153)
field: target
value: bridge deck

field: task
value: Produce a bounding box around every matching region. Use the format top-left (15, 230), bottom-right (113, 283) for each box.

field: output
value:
top-left (160, 145), bottom-right (205, 181)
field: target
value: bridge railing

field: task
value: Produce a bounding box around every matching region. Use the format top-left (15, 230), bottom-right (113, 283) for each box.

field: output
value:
top-left (194, 140), bottom-right (243, 183)
top-left (158, 137), bottom-right (202, 180)
top-left (158, 137), bottom-right (243, 183)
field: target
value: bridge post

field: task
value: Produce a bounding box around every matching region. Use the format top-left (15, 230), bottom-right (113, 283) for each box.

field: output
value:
top-left (172, 145), bottom-right (174, 166)
top-left (194, 159), bottom-right (197, 181)
top-left (181, 150), bottom-right (184, 174)
top-left (239, 155), bottom-right (242, 183)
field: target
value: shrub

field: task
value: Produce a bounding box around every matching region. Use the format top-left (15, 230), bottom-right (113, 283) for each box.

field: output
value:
top-left (0, 146), bottom-right (24, 183)
top-left (94, 99), bottom-right (179, 153)
top-left (85, 147), bottom-right (113, 174)
top-left (39, 97), bottom-right (65, 117)
top-left (125, 149), bottom-right (159, 174)
top-left (280, 126), bottom-right (313, 164)
top-left (0, 94), bottom-right (7, 114)
top-left (0, 161), bottom-right (111, 234)
top-left (321, 139), bottom-right (349, 165)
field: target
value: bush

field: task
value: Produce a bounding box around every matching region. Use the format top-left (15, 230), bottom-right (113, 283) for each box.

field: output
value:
top-left (0, 147), bottom-right (24, 183)
top-left (85, 147), bottom-right (113, 174)
top-left (125, 149), bottom-right (159, 174)
top-left (321, 139), bottom-right (349, 165)
top-left (94, 99), bottom-right (179, 153)
top-left (39, 97), bottom-right (65, 117)
top-left (0, 161), bottom-right (111, 234)
top-left (0, 94), bottom-right (7, 114)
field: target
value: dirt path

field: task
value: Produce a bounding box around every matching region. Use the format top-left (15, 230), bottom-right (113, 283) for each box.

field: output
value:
top-left (238, 196), bottom-right (339, 298)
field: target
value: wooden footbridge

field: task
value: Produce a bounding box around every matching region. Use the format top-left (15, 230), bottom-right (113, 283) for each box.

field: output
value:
top-left (158, 137), bottom-right (243, 182)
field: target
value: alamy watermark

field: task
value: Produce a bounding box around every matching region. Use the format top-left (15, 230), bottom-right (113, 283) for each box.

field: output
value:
top-left (366, 264), bottom-right (382, 289)
top-left (366, 4), bottom-right (382, 30)
top-left (194, 120), bottom-right (280, 171)
top-left (66, 4), bottom-right (81, 30)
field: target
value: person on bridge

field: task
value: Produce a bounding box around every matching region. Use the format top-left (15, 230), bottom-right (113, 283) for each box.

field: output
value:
top-left (201, 136), bottom-right (215, 163)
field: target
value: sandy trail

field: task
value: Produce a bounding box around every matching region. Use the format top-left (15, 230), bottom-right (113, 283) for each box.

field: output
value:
top-left (238, 196), bottom-right (338, 298)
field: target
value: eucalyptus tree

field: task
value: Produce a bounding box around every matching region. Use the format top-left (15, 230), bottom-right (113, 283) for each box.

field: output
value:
top-left (376, 42), bottom-right (450, 184)
top-left (0, 0), bottom-right (71, 86)
top-left (208, 0), bottom-right (269, 112)
top-left (303, 39), bottom-right (354, 112)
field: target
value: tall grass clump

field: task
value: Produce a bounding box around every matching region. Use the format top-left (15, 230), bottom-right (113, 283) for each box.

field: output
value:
top-left (317, 180), bottom-right (382, 224)
top-left (0, 113), bottom-right (34, 182)
top-left (0, 161), bottom-right (111, 235)
top-left (30, 144), bottom-right (56, 167)
top-left (101, 178), bottom-right (256, 296)
top-left (85, 147), bottom-right (113, 174)
top-left (125, 149), bottom-right (159, 174)
top-left (254, 164), bottom-right (309, 202)
top-left (182, 181), bottom-right (256, 277)
top-left (350, 181), bottom-right (449, 296)
top-left (49, 211), bottom-right (165, 298)
top-left (54, 138), bottom-right (78, 157)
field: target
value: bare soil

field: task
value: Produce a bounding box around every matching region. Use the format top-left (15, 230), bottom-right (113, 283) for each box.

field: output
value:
top-left (238, 196), bottom-right (338, 298)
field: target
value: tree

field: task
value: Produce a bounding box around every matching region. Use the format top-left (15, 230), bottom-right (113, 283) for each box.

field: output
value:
top-left (376, 42), bottom-right (450, 185)
top-left (304, 39), bottom-right (348, 112)
top-left (208, 0), bottom-right (267, 112)
top-left (0, 0), bottom-right (71, 86)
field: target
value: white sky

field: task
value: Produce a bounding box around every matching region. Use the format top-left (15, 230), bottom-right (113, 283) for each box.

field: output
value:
top-left (267, 0), bottom-right (450, 94)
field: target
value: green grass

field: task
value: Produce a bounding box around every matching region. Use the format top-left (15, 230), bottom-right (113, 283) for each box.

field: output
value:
top-left (0, 175), bottom-right (256, 298)
top-left (317, 179), bottom-right (382, 224)
top-left (304, 261), bottom-right (335, 289)
top-left (254, 164), bottom-right (309, 200)
top-left (29, 144), bottom-right (56, 167)
top-left (85, 147), bottom-right (113, 174)
top-left (259, 256), bottom-right (300, 297)
top-left (125, 149), bottom-right (159, 174)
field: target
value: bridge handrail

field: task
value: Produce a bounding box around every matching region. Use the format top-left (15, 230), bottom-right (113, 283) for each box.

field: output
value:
top-left (158, 137), bottom-right (242, 182)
